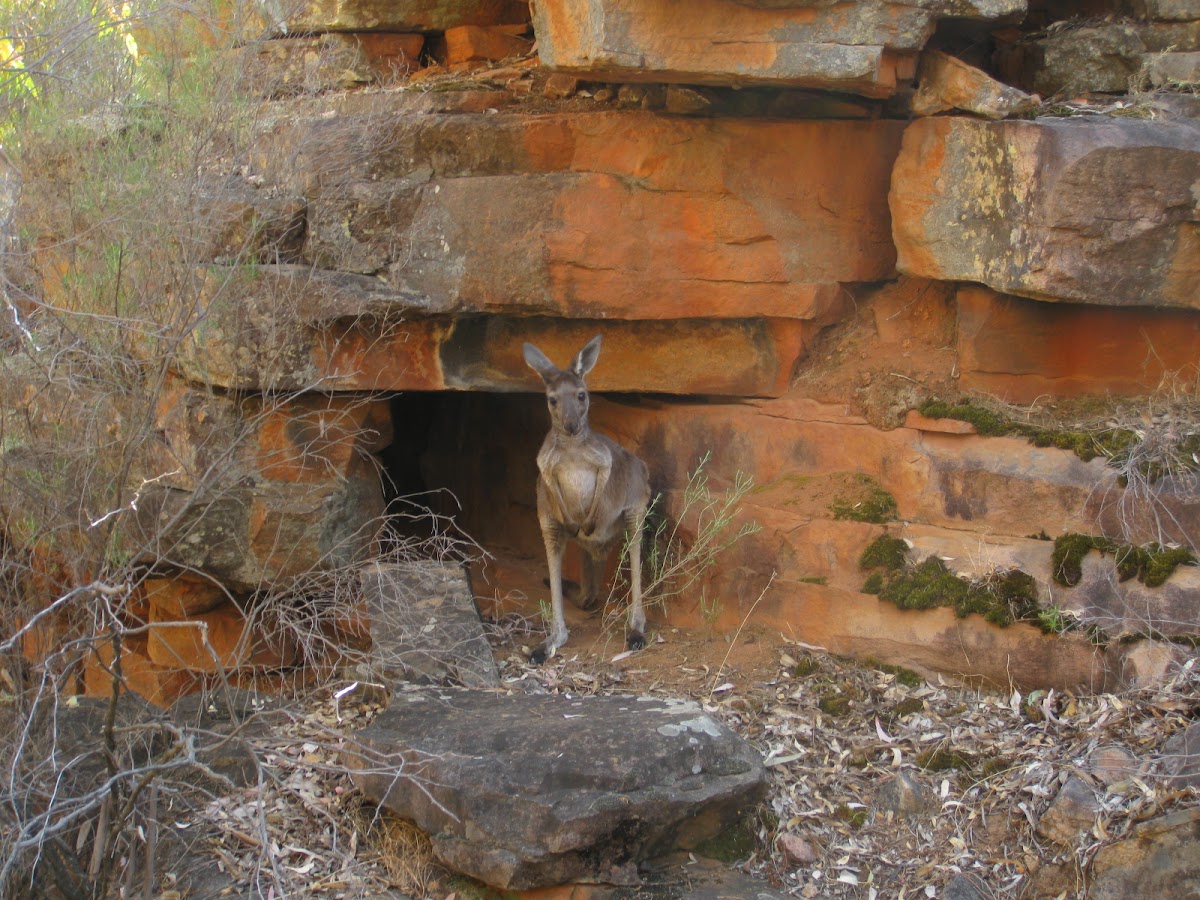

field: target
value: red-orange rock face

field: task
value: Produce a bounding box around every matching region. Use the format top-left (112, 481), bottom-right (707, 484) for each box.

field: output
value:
top-left (891, 115), bottom-right (1200, 309)
top-left (251, 101), bottom-right (904, 318)
top-left (957, 286), bottom-right (1200, 401)
top-left (531, 0), bottom-right (1023, 98)
top-left (132, 380), bottom-right (389, 592)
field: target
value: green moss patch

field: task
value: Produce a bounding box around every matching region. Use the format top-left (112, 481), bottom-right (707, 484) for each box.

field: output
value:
top-left (818, 693), bottom-right (853, 717)
top-left (694, 818), bottom-right (756, 863)
top-left (917, 398), bottom-right (1139, 464)
top-left (829, 474), bottom-right (898, 524)
top-left (863, 657), bottom-right (923, 688)
top-left (859, 535), bottom-right (909, 572)
top-left (916, 748), bottom-right (976, 772)
top-left (863, 555), bottom-right (1057, 631)
top-left (1052, 533), bottom-right (1196, 588)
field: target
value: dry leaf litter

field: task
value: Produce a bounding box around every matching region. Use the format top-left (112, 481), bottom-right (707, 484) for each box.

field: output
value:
top-left (165, 627), bottom-right (1198, 899)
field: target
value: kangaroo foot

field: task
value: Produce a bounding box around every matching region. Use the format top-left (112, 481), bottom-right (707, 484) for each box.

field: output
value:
top-left (626, 630), bottom-right (646, 652)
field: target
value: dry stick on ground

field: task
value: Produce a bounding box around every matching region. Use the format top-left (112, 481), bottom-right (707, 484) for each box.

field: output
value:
top-left (707, 571), bottom-right (775, 703)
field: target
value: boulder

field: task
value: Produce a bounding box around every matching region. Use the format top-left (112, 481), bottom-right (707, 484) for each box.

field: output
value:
top-left (1090, 808), bottom-right (1200, 899)
top-left (1059, 552), bottom-right (1200, 639)
top-left (442, 24), bottom-right (533, 68)
top-left (891, 116), bottom-right (1200, 309)
top-left (875, 770), bottom-right (932, 817)
top-left (286, 0), bottom-right (529, 34)
top-left (1158, 722), bottom-right (1200, 789)
top-left (359, 561), bottom-right (499, 687)
top-left (347, 689), bottom-right (767, 889)
top-left (1036, 776), bottom-right (1101, 847)
top-left (129, 380), bottom-right (391, 592)
top-left (84, 634), bottom-right (200, 707)
top-left (911, 50), bottom-right (1038, 119)
top-left (1015, 23), bottom-right (1147, 96)
top-left (177, 288), bottom-right (814, 396)
top-left (1001, 19), bottom-right (1200, 96)
top-left (532, 0), bottom-right (1024, 99)
top-left (1145, 51), bottom-right (1200, 88)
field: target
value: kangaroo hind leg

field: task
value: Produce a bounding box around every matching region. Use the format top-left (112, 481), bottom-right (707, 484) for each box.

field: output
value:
top-left (624, 508), bottom-right (647, 651)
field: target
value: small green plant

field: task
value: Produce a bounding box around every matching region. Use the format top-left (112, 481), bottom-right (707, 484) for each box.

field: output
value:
top-left (859, 535), bottom-right (909, 572)
top-left (607, 454), bottom-right (760, 632)
top-left (698, 590), bottom-right (723, 627)
top-left (1051, 533), bottom-right (1196, 588)
top-left (863, 555), bottom-right (1061, 632)
top-left (1034, 604), bottom-right (1074, 635)
top-left (829, 474), bottom-right (898, 523)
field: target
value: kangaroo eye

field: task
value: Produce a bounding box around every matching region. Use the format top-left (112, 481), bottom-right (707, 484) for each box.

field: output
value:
top-left (548, 397), bottom-right (558, 407)
top-left (577, 392), bottom-right (586, 402)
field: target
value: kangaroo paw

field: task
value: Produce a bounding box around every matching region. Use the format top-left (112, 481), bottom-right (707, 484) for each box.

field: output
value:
top-left (626, 630), bottom-right (646, 652)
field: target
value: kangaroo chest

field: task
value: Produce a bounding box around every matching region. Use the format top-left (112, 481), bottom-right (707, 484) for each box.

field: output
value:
top-left (538, 440), bottom-right (612, 527)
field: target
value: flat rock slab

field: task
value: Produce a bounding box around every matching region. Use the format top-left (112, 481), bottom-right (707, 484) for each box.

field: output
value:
top-left (360, 562), bottom-right (499, 688)
top-left (346, 688), bottom-right (767, 889)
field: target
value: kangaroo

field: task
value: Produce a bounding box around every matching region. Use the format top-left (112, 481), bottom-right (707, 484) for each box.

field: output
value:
top-left (523, 335), bottom-right (651, 664)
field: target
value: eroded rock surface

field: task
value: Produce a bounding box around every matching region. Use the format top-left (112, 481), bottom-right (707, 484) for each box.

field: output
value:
top-left (347, 688), bottom-right (767, 889)
top-left (532, 0), bottom-right (1024, 98)
top-left (891, 116), bottom-right (1200, 308)
top-left (1090, 807), bottom-right (1200, 899)
top-left (359, 561), bottom-right (499, 687)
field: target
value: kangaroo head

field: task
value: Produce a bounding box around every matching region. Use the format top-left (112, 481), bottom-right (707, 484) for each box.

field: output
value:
top-left (523, 335), bottom-right (602, 437)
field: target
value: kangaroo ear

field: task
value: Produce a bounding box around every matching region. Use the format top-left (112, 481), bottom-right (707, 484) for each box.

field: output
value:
top-left (523, 342), bottom-right (558, 381)
top-left (571, 335), bottom-right (602, 377)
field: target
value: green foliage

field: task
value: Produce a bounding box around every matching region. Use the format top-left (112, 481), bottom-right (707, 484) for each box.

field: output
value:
top-left (1051, 533), bottom-right (1196, 588)
top-left (862, 571), bottom-right (885, 594)
top-left (635, 453), bottom-right (761, 609)
top-left (918, 398), bottom-right (1140, 465)
top-left (829, 474), bottom-right (898, 523)
top-left (864, 554), bottom-right (1059, 631)
top-left (859, 534), bottom-right (909, 572)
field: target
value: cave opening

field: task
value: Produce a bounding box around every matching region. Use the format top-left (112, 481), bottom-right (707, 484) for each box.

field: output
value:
top-left (379, 391), bottom-right (546, 565)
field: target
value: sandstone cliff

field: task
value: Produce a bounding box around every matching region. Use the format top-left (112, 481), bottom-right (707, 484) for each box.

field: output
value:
top-left (4, 0), bottom-right (1200, 701)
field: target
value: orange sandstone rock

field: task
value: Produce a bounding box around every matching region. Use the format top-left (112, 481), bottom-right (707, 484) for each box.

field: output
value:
top-left (84, 634), bottom-right (198, 707)
top-left (148, 598), bottom-right (299, 673)
top-left (957, 285), bottom-right (1200, 402)
top-left (532, 0), bottom-right (996, 98)
top-left (891, 116), bottom-right (1200, 309)
top-left (911, 50), bottom-right (1037, 119)
top-left (443, 25), bottom-right (532, 67)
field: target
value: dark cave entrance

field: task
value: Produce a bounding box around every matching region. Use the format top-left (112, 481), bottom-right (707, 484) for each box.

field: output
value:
top-left (378, 391), bottom-right (547, 563)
